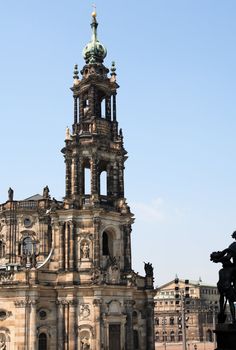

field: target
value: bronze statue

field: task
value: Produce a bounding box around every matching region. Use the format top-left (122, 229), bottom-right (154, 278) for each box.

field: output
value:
top-left (210, 231), bottom-right (236, 323)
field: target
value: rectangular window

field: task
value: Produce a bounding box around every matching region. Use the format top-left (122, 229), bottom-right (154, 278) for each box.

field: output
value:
top-left (109, 324), bottom-right (120, 350)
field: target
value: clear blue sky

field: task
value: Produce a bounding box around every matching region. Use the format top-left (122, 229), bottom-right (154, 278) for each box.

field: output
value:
top-left (0, 1), bottom-right (236, 286)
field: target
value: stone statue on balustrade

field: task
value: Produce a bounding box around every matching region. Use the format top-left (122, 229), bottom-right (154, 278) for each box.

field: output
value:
top-left (43, 185), bottom-right (50, 199)
top-left (8, 187), bottom-right (14, 202)
top-left (144, 262), bottom-right (153, 277)
top-left (210, 231), bottom-right (236, 323)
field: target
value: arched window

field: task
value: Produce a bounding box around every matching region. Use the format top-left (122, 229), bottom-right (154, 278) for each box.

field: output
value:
top-left (84, 167), bottom-right (91, 195)
top-left (38, 333), bottom-right (47, 350)
top-left (23, 237), bottom-right (34, 255)
top-left (155, 331), bottom-right (159, 342)
top-left (154, 317), bottom-right (159, 325)
top-left (102, 232), bottom-right (109, 255)
top-left (170, 331), bottom-right (175, 342)
top-left (163, 331), bottom-right (167, 342)
top-left (206, 329), bottom-right (213, 342)
top-left (170, 316), bottom-right (174, 325)
top-left (178, 331), bottom-right (183, 342)
top-left (100, 171), bottom-right (107, 195)
top-left (101, 98), bottom-right (106, 118)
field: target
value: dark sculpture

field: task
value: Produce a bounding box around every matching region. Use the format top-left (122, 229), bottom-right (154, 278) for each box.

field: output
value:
top-left (43, 185), bottom-right (50, 199)
top-left (144, 262), bottom-right (153, 277)
top-left (210, 231), bottom-right (236, 323)
top-left (8, 187), bottom-right (14, 201)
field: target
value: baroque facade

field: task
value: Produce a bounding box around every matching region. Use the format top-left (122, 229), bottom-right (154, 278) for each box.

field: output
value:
top-left (0, 12), bottom-right (155, 350)
top-left (154, 279), bottom-right (219, 345)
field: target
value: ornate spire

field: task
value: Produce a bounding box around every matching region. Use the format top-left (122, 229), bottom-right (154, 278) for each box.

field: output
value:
top-left (73, 64), bottom-right (79, 86)
top-left (82, 11), bottom-right (107, 64)
top-left (110, 61), bottom-right (117, 82)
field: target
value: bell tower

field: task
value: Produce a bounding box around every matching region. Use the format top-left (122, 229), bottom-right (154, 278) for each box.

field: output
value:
top-left (61, 12), bottom-right (133, 274)
top-left (63, 12), bottom-right (124, 207)
top-left (58, 13), bottom-right (155, 349)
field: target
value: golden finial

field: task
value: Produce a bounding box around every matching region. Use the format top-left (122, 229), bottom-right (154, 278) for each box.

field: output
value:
top-left (92, 3), bottom-right (97, 18)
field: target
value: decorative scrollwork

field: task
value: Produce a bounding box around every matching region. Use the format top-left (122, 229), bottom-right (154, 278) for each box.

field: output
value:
top-left (79, 304), bottom-right (90, 319)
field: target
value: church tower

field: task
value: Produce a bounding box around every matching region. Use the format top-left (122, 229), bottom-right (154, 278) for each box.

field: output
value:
top-left (0, 12), bottom-right (155, 350)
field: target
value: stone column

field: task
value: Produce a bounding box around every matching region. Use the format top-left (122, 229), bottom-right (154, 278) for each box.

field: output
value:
top-left (79, 94), bottom-right (84, 119)
top-left (68, 300), bottom-right (77, 350)
top-left (118, 161), bottom-right (124, 197)
top-left (146, 300), bottom-right (155, 350)
top-left (29, 299), bottom-right (38, 350)
top-left (124, 224), bottom-right (132, 272)
top-left (78, 158), bottom-right (84, 192)
top-left (113, 162), bottom-right (119, 196)
top-left (93, 299), bottom-right (102, 349)
top-left (93, 217), bottom-right (101, 268)
top-left (64, 301), bottom-right (69, 350)
top-left (59, 222), bottom-right (65, 270)
top-left (105, 96), bottom-right (111, 120)
top-left (104, 319), bottom-right (109, 350)
top-left (69, 221), bottom-right (74, 270)
top-left (90, 158), bottom-right (98, 195)
top-left (125, 300), bottom-right (134, 350)
top-left (71, 157), bottom-right (75, 196)
top-left (74, 157), bottom-right (79, 197)
top-left (89, 86), bottom-right (95, 116)
top-left (65, 222), bottom-right (69, 270)
top-left (107, 164), bottom-right (112, 196)
top-left (74, 96), bottom-right (78, 125)
top-left (112, 94), bottom-right (117, 121)
top-left (65, 158), bottom-right (72, 198)
top-left (121, 316), bottom-right (127, 350)
top-left (57, 299), bottom-right (64, 350)
top-left (14, 298), bottom-right (30, 350)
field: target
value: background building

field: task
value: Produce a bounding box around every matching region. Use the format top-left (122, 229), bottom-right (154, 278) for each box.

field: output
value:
top-left (0, 12), bottom-right (155, 350)
top-left (154, 279), bottom-right (219, 345)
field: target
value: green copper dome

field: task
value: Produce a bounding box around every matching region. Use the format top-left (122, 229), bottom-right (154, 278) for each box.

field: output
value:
top-left (83, 14), bottom-right (107, 64)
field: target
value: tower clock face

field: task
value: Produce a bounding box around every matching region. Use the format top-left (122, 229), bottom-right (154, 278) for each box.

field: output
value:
top-left (23, 217), bottom-right (32, 228)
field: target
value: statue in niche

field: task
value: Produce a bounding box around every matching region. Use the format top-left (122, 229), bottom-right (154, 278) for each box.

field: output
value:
top-left (81, 337), bottom-right (90, 350)
top-left (8, 187), bottom-right (14, 201)
top-left (43, 185), bottom-right (50, 199)
top-left (81, 241), bottom-right (90, 259)
top-left (210, 231), bottom-right (236, 323)
top-left (108, 257), bottom-right (120, 284)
